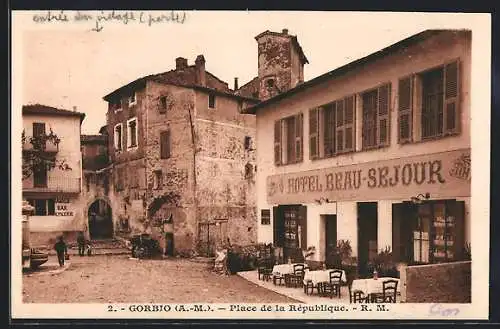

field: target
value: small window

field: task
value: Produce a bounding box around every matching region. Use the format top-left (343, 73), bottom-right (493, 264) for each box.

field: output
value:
top-left (159, 96), bottom-right (168, 113)
top-left (113, 101), bottom-right (122, 113)
top-left (208, 94), bottom-right (216, 109)
top-left (114, 123), bottom-right (123, 151)
top-left (266, 79), bottom-right (275, 89)
top-left (244, 136), bottom-right (252, 150)
top-left (160, 130), bottom-right (171, 159)
top-left (129, 93), bottom-right (137, 106)
top-left (252, 91), bottom-right (259, 99)
top-left (127, 118), bottom-right (137, 148)
top-left (154, 170), bottom-right (163, 189)
top-left (32, 199), bottom-right (55, 216)
top-left (245, 163), bottom-right (254, 179)
top-left (261, 209), bottom-right (271, 225)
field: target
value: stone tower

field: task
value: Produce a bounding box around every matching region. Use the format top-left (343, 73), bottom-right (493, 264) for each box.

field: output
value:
top-left (255, 28), bottom-right (309, 101)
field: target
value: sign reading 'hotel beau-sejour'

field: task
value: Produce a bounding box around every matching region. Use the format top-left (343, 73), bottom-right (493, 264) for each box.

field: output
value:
top-left (266, 149), bottom-right (471, 205)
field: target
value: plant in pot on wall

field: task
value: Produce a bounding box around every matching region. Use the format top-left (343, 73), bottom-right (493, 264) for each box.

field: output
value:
top-left (326, 240), bottom-right (357, 283)
top-left (369, 246), bottom-right (399, 278)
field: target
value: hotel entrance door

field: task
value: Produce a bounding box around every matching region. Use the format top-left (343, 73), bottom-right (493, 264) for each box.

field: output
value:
top-left (357, 202), bottom-right (378, 277)
top-left (273, 205), bottom-right (307, 262)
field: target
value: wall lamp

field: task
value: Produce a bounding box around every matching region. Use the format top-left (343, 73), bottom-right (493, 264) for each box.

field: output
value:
top-left (410, 192), bottom-right (431, 204)
top-left (314, 197), bottom-right (335, 205)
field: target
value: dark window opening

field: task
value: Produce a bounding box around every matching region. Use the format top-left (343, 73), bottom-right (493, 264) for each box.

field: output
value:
top-left (154, 170), bottom-right (163, 189)
top-left (33, 164), bottom-right (48, 188)
top-left (421, 68), bottom-right (444, 139)
top-left (208, 94), bottom-right (216, 109)
top-left (128, 119), bottom-right (137, 147)
top-left (160, 96), bottom-right (168, 113)
top-left (244, 136), bottom-right (252, 150)
top-left (245, 163), bottom-right (254, 179)
top-left (160, 130), bottom-right (171, 159)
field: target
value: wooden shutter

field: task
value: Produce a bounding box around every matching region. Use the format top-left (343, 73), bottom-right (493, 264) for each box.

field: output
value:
top-left (444, 60), bottom-right (460, 135)
top-left (323, 104), bottom-right (335, 157)
top-left (273, 206), bottom-right (284, 247)
top-left (159, 96), bottom-right (167, 114)
top-left (309, 108), bottom-right (319, 159)
top-left (274, 120), bottom-right (282, 165)
top-left (33, 123), bottom-right (46, 138)
top-left (298, 205), bottom-right (307, 250)
top-left (398, 76), bottom-right (413, 143)
top-left (295, 113), bottom-right (303, 162)
top-left (377, 84), bottom-right (391, 146)
top-left (160, 130), bottom-right (171, 159)
top-left (336, 99), bottom-right (345, 153)
top-left (344, 95), bottom-right (355, 151)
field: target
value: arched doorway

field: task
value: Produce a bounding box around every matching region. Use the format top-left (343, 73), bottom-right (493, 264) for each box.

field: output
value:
top-left (88, 199), bottom-right (113, 239)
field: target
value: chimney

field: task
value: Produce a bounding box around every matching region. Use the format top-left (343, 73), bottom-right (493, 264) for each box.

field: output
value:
top-left (176, 57), bottom-right (188, 70)
top-left (234, 77), bottom-right (239, 90)
top-left (72, 106), bottom-right (77, 112)
top-left (282, 28), bottom-right (288, 35)
top-left (195, 55), bottom-right (206, 87)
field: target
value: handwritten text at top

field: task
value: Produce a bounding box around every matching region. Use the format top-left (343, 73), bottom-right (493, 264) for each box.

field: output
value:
top-left (32, 11), bottom-right (188, 31)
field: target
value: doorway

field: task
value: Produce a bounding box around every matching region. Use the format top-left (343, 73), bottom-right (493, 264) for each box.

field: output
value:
top-left (324, 215), bottom-right (337, 262)
top-left (357, 202), bottom-right (378, 277)
top-left (88, 199), bottom-right (113, 239)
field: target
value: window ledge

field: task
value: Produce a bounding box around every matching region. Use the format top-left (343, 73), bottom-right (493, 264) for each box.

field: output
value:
top-left (400, 132), bottom-right (461, 146)
top-left (127, 145), bottom-right (138, 151)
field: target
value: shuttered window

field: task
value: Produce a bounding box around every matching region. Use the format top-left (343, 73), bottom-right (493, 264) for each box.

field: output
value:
top-left (402, 59), bottom-right (460, 142)
top-left (33, 122), bottom-right (46, 138)
top-left (311, 94), bottom-right (356, 160)
top-left (362, 84), bottom-right (391, 149)
top-left (398, 76), bottom-right (413, 143)
top-left (160, 130), bottom-right (171, 159)
top-left (274, 113), bottom-right (303, 166)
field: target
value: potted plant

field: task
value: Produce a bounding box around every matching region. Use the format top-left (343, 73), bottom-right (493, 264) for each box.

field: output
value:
top-left (370, 246), bottom-right (398, 278)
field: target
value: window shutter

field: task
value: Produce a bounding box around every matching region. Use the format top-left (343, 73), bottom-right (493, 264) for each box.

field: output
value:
top-left (158, 97), bottom-right (167, 114)
top-left (274, 120), bottom-right (282, 165)
top-left (344, 95), bottom-right (355, 151)
top-left (273, 206), bottom-right (284, 247)
top-left (295, 113), bottom-right (303, 162)
top-left (336, 99), bottom-right (345, 152)
top-left (398, 76), bottom-right (413, 143)
top-left (377, 84), bottom-right (391, 145)
top-left (323, 104), bottom-right (335, 157)
top-left (160, 130), bottom-right (171, 159)
top-left (444, 60), bottom-right (460, 135)
top-left (309, 108), bottom-right (319, 159)
top-left (298, 205), bottom-right (307, 250)
top-left (33, 123), bottom-right (46, 138)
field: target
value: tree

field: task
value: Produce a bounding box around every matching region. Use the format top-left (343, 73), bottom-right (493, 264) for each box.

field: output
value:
top-left (22, 128), bottom-right (72, 180)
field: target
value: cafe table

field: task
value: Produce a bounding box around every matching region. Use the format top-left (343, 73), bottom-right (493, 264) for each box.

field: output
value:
top-left (302, 269), bottom-right (347, 286)
top-left (271, 263), bottom-right (307, 285)
top-left (351, 277), bottom-right (400, 302)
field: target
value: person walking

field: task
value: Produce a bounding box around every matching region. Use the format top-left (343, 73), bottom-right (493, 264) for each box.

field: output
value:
top-left (77, 231), bottom-right (86, 257)
top-left (54, 235), bottom-right (68, 267)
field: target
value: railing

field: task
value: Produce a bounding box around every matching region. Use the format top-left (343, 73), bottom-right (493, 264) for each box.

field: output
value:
top-left (22, 139), bottom-right (59, 153)
top-left (23, 176), bottom-right (81, 193)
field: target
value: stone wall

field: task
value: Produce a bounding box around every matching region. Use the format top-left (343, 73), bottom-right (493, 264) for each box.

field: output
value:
top-left (403, 261), bottom-right (471, 303)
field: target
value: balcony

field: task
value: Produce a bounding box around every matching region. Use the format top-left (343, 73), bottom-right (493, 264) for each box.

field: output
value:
top-left (23, 176), bottom-right (81, 193)
top-left (22, 139), bottom-right (59, 154)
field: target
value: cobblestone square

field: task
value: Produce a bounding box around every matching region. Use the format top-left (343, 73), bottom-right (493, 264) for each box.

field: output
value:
top-left (22, 255), bottom-right (298, 304)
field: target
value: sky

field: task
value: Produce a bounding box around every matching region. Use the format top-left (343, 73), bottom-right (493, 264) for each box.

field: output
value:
top-left (14, 11), bottom-right (486, 134)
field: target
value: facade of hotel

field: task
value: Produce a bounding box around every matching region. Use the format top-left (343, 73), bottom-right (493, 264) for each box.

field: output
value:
top-left (252, 30), bottom-right (471, 271)
top-left (22, 104), bottom-right (86, 245)
top-left (102, 56), bottom-right (259, 255)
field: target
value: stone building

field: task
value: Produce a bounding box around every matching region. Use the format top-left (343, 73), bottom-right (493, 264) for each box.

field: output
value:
top-left (102, 55), bottom-right (260, 255)
top-left (250, 29), bottom-right (472, 273)
top-left (22, 104), bottom-right (86, 246)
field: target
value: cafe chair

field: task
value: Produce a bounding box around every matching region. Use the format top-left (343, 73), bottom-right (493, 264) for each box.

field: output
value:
top-left (349, 283), bottom-right (367, 303)
top-left (321, 270), bottom-right (342, 298)
top-left (257, 259), bottom-right (274, 281)
top-left (371, 279), bottom-right (399, 303)
top-left (303, 279), bottom-right (314, 295)
top-left (287, 264), bottom-right (305, 288)
top-left (273, 273), bottom-right (285, 286)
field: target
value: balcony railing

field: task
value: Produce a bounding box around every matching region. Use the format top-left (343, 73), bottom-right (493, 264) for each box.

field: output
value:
top-left (22, 139), bottom-right (59, 153)
top-left (23, 176), bottom-right (81, 193)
